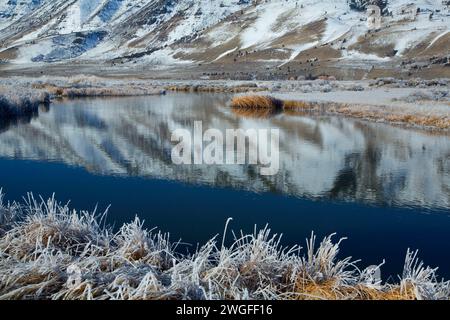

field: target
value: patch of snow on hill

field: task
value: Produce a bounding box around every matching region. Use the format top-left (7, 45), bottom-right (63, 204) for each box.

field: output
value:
top-left (240, 3), bottom-right (288, 49)
top-left (167, 0), bottom-right (247, 44)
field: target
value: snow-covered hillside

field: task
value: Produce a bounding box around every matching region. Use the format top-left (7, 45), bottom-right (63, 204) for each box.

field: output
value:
top-left (0, 0), bottom-right (448, 72)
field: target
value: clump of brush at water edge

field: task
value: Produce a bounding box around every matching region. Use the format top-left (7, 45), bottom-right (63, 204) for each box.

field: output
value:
top-left (230, 96), bottom-right (284, 110)
top-left (230, 95), bottom-right (314, 110)
top-left (230, 95), bottom-right (314, 118)
top-left (0, 190), bottom-right (449, 300)
top-left (0, 88), bottom-right (50, 118)
top-left (230, 95), bottom-right (450, 130)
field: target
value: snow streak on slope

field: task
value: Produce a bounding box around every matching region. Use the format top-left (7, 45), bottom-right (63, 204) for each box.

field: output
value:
top-left (0, 0), bottom-right (45, 30)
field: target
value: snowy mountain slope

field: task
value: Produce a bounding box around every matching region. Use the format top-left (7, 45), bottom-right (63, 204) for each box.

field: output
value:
top-left (0, 0), bottom-right (448, 74)
top-left (176, 0), bottom-right (449, 63)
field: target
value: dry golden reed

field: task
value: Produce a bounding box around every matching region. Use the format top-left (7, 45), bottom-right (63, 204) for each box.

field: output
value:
top-left (230, 95), bottom-right (284, 110)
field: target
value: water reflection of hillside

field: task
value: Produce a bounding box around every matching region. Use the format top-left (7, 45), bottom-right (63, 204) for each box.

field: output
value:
top-left (0, 93), bottom-right (449, 210)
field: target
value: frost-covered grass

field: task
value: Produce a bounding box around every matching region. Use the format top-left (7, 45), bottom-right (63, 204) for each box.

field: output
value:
top-left (0, 76), bottom-right (164, 125)
top-left (0, 76), bottom-right (165, 102)
top-left (30, 75), bottom-right (166, 98)
top-left (292, 101), bottom-right (450, 130)
top-left (0, 190), bottom-right (449, 300)
top-left (0, 87), bottom-right (50, 118)
top-left (58, 86), bottom-right (166, 98)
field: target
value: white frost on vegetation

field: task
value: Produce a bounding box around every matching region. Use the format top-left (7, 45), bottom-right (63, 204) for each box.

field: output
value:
top-left (0, 190), bottom-right (449, 300)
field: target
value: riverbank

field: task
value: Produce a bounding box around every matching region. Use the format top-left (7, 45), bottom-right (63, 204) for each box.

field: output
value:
top-left (238, 90), bottom-right (450, 130)
top-left (0, 87), bottom-right (49, 118)
top-left (0, 190), bottom-right (448, 300)
top-left (0, 76), bottom-right (165, 120)
top-left (1, 76), bottom-right (449, 130)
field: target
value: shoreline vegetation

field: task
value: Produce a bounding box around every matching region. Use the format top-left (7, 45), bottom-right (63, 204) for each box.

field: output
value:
top-left (0, 88), bottom-right (50, 118)
top-left (0, 190), bottom-right (449, 300)
top-left (1, 75), bottom-right (449, 129)
top-left (231, 95), bottom-right (450, 130)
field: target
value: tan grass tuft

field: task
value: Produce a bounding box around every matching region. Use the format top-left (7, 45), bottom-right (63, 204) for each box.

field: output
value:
top-left (230, 95), bottom-right (283, 110)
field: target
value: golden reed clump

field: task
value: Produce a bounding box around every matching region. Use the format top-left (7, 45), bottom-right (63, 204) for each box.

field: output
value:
top-left (230, 95), bottom-right (284, 110)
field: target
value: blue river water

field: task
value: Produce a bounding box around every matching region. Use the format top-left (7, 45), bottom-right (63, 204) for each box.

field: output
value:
top-left (0, 93), bottom-right (449, 279)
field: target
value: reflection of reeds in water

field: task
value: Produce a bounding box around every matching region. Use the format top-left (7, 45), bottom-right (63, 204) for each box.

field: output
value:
top-left (230, 96), bottom-right (319, 119)
top-left (230, 96), bottom-right (284, 118)
top-left (0, 190), bottom-right (448, 300)
top-left (231, 106), bottom-right (282, 119)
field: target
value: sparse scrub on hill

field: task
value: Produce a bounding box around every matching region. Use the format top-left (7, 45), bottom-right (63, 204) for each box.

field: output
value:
top-left (0, 190), bottom-right (449, 300)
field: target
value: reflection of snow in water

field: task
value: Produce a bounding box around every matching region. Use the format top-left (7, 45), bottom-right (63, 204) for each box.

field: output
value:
top-left (0, 93), bottom-right (449, 210)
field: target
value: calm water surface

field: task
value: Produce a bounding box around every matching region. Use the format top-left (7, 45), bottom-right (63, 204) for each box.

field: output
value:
top-left (1, 93), bottom-right (449, 279)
